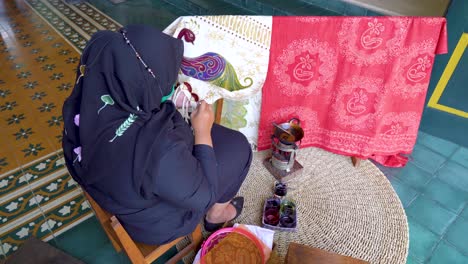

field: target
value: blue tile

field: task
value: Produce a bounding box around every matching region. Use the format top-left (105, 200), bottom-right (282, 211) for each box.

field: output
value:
top-left (437, 161), bottom-right (468, 192)
top-left (406, 256), bottom-right (423, 264)
top-left (460, 206), bottom-right (468, 220)
top-left (366, 10), bottom-right (383, 16)
top-left (396, 162), bottom-right (432, 191)
top-left (302, 0), bottom-right (328, 7)
top-left (423, 178), bottom-right (468, 213)
top-left (407, 217), bottom-right (440, 262)
top-left (83, 243), bottom-right (130, 264)
top-left (406, 196), bottom-right (457, 235)
top-left (54, 217), bottom-right (109, 260)
top-left (152, 245), bottom-right (179, 264)
top-left (416, 133), bottom-right (459, 157)
top-left (325, 0), bottom-right (346, 13)
top-left (374, 161), bottom-right (402, 181)
top-left (410, 145), bottom-right (447, 173)
top-left (390, 179), bottom-right (419, 207)
top-left (445, 217), bottom-right (468, 255)
top-left (428, 240), bottom-right (468, 264)
top-left (452, 147), bottom-right (468, 167)
top-left (343, 4), bottom-right (367, 16)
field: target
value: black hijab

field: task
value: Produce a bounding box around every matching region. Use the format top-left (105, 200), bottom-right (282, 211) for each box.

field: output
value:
top-left (62, 25), bottom-right (187, 206)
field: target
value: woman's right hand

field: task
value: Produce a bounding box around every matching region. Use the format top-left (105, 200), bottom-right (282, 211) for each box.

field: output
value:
top-left (191, 101), bottom-right (214, 136)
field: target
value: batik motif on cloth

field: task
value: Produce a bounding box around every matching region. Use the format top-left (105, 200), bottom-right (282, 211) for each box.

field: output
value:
top-left (164, 16), bottom-right (272, 150)
top-left (258, 17), bottom-right (447, 167)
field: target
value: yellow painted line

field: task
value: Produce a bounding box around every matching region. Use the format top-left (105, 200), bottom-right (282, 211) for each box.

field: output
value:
top-left (428, 33), bottom-right (468, 118)
top-left (430, 104), bottom-right (468, 118)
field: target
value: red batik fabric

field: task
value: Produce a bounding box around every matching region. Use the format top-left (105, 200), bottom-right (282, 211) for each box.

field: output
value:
top-left (258, 17), bottom-right (447, 167)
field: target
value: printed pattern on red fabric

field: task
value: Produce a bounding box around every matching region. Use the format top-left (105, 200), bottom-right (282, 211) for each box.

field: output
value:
top-left (258, 17), bottom-right (447, 167)
top-left (273, 39), bottom-right (338, 96)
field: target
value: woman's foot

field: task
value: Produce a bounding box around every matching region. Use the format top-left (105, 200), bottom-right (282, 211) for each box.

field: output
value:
top-left (204, 197), bottom-right (244, 232)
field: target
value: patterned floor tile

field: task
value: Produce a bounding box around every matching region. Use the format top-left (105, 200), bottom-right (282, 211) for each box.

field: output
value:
top-left (41, 192), bottom-right (93, 240)
top-left (0, 212), bottom-right (54, 257)
top-left (0, 0), bottom-right (96, 256)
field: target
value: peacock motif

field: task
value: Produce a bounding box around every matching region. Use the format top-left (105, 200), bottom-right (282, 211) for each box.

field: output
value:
top-left (177, 28), bottom-right (253, 92)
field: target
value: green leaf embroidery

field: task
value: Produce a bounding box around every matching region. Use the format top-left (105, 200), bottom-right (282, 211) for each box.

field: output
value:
top-left (97, 94), bottom-right (115, 114)
top-left (109, 114), bottom-right (137, 142)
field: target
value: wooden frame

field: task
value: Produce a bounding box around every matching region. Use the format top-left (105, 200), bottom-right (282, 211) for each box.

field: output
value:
top-left (214, 98), bottom-right (224, 124)
top-left (84, 192), bottom-right (202, 264)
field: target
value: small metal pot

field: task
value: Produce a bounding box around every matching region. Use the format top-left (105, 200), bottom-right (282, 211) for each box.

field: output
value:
top-left (272, 118), bottom-right (304, 144)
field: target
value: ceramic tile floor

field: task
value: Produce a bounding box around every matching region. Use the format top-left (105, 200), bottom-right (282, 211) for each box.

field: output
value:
top-left (376, 132), bottom-right (468, 264)
top-left (2, 0), bottom-right (468, 263)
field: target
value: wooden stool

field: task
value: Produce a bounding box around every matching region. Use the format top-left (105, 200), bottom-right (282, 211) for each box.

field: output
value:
top-left (83, 191), bottom-right (202, 264)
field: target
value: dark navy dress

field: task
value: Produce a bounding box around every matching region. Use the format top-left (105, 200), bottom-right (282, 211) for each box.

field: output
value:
top-left (83, 112), bottom-right (252, 244)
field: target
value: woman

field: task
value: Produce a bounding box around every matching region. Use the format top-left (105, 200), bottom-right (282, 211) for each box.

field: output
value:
top-left (62, 25), bottom-right (252, 245)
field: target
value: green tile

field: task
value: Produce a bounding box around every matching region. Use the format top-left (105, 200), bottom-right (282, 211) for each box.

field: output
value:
top-left (83, 243), bottom-right (130, 264)
top-left (460, 206), bottom-right (468, 220)
top-left (423, 178), bottom-right (468, 213)
top-left (153, 245), bottom-right (179, 264)
top-left (396, 162), bottom-right (432, 191)
top-left (54, 216), bottom-right (109, 260)
top-left (406, 196), bottom-right (457, 235)
top-left (410, 145), bottom-right (447, 174)
top-left (451, 147), bottom-right (468, 167)
top-left (406, 256), bottom-right (423, 264)
top-left (437, 161), bottom-right (468, 192)
top-left (260, 0), bottom-right (308, 11)
top-left (407, 217), bottom-right (440, 262)
top-left (343, 4), bottom-right (368, 16)
top-left (390, 179), bottom-right (419, 207)
top-left (211, 4), bottom-right (255, 15)
top-left (376, 162), bottom-right (402, 181)
top-left (428, 240), bottom-right (468, 264)
top-left (302, 0), bottom-right (328, 6)
top-left (416, 133), bottom-right (459, 157)
top-left (445, 217), bottom-right (468, 255)
top-left (325, 0), bottom-right (346, 13)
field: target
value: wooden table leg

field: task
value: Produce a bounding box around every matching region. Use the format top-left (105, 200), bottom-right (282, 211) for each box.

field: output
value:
top-left (351, 156), bottom-right (361, 167)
